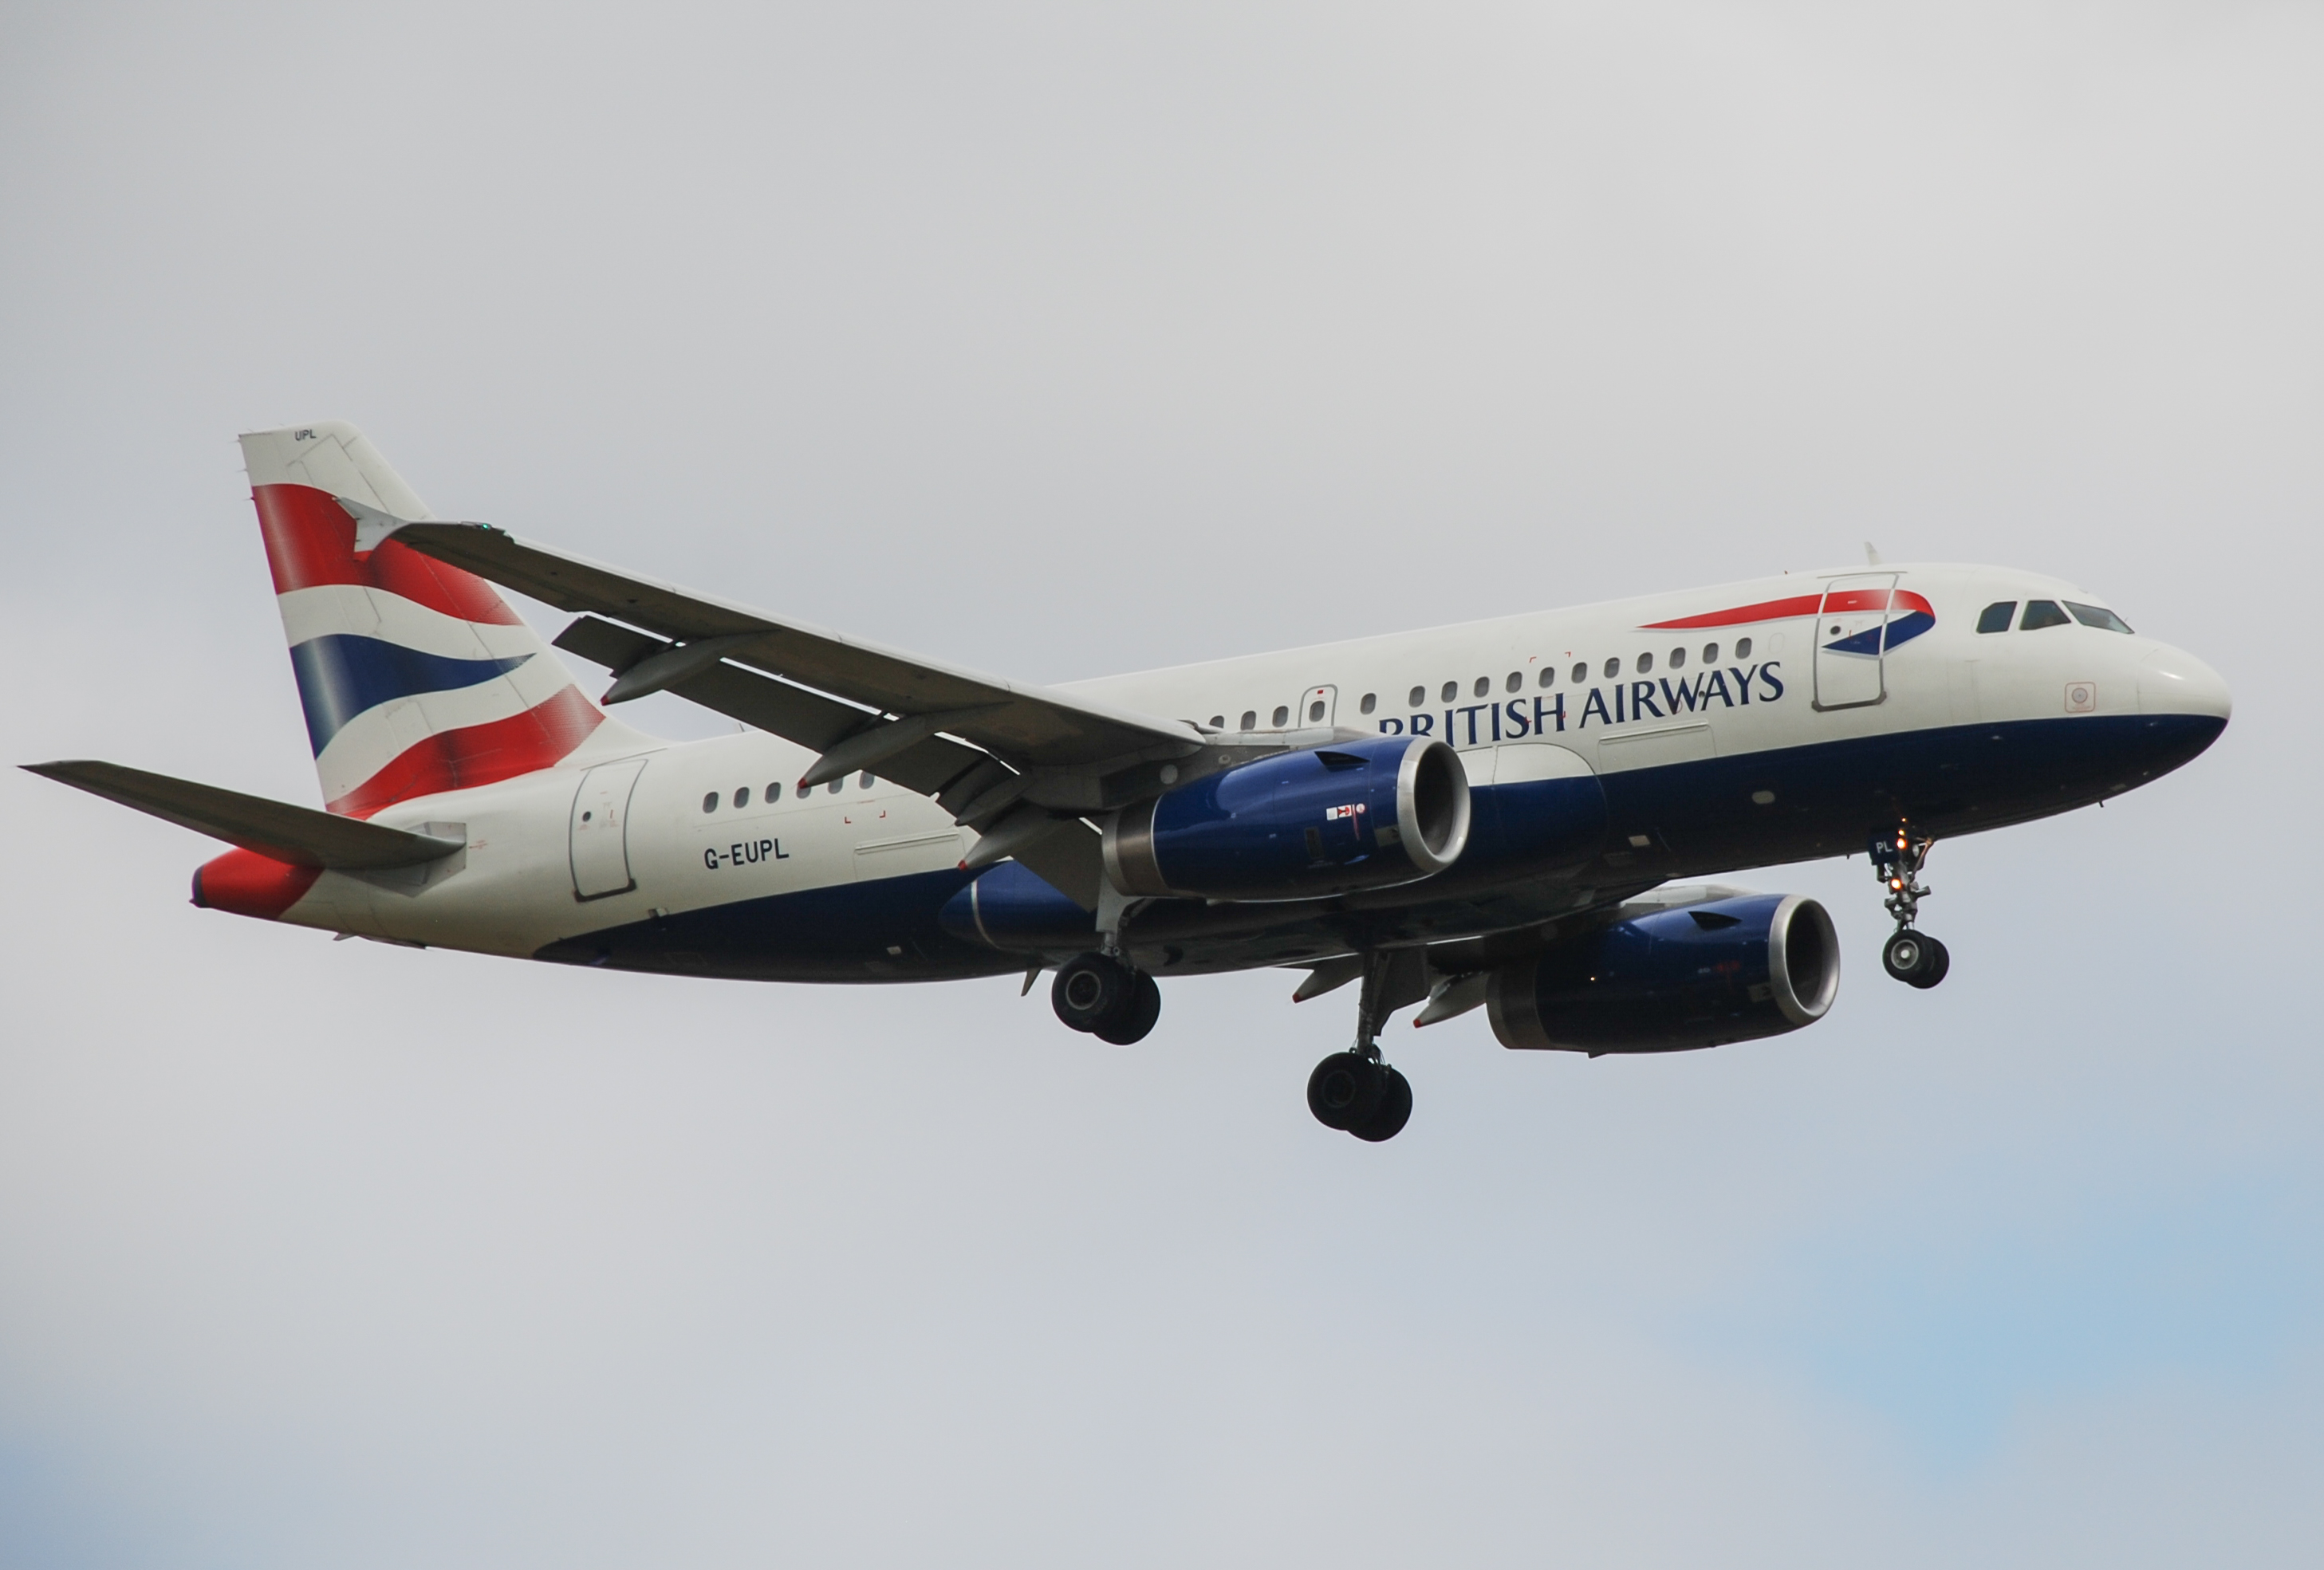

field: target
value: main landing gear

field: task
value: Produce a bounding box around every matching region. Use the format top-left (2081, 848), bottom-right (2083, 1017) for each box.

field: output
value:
top-left (1872, 825), bottom-right (1949, 989)
top-left (1051, 951), bottom-right (1161, 1045)
top-left (1306, 950), bottom-right (1414, 1143)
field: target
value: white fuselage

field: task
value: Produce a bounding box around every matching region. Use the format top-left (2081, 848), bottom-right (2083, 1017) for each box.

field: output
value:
top-left (266, 561), bottom-right (2230, 970)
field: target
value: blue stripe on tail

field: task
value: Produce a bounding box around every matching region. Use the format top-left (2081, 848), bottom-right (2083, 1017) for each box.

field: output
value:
top-left (288, 635), bottom-right (533, 755)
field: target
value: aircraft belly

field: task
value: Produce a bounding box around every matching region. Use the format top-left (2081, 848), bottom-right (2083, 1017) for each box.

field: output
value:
top-left (534, 866), bottom-right (1014, 982)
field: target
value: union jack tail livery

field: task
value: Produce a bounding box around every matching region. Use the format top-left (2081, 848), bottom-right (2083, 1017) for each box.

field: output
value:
top-left (239, 423), bottom-right (635, 819)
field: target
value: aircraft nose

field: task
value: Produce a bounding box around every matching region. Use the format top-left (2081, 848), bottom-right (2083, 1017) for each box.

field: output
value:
top-left (2137, 645), bottom-right (2232, 722)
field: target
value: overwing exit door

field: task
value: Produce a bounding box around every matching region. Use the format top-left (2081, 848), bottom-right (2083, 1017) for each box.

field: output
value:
top-left (569, 756), bottom-right (649, 899)
top-left (1296, 684), bottom-right (1337, 729)
top-left (1813, 574), bottom-right (1899, 711)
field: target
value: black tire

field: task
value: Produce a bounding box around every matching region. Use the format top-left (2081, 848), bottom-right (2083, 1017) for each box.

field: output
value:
top-left (1350, 1066), bottom-right (1412, 1143)
top-left (1093, 970), bottom-right (1162, 1045)
top-left (1307, 1052), bottom-right (1385, 1131)
top-left (1051, 952), bottom-right (1129, 1033)
top-left (1882, 930), bottom-right (1931, 985)
top-left (1907, 935), bottom-right (1950, 990)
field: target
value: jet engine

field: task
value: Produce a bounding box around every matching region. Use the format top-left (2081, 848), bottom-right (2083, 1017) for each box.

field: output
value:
top-left (1103, 734), bottom-right (1470, 901)
top-left (1486, 892), bottom-right (1839, 1053)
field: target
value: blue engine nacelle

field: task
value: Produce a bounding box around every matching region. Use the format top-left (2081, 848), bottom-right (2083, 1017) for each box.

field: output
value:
top-left (1485, 892), bottom-right (1839, 1053)
top-left (1102, 734), bottom-right (1471, 901)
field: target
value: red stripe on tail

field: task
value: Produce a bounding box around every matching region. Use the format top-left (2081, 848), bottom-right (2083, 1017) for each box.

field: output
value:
top-left (326, 686), bottom-right (605, 818)
top-left (252, 484), bottom-right (522, 624)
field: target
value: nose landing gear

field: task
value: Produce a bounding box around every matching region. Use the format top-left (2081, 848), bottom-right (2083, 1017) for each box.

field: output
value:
top-left (1304, 950), bottom-right (1416, 1142)
top-left (1872, 825), bottom-right (1949, 988)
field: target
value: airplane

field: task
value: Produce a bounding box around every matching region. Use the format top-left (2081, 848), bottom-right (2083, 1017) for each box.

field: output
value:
top-left (27, 422), bottom-right (2231, 1143)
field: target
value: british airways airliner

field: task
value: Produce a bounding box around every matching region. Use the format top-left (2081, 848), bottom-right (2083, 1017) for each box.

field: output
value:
top-left (29, 423), bottom-right (2231, 1141)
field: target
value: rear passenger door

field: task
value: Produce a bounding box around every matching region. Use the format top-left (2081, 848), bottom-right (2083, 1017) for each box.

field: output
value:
top-left (569, 757), bottom-right (649, 899)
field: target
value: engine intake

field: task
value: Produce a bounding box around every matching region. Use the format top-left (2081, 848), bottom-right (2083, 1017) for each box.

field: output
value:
top-left (1486, 892), bottom-right (1839, 1053)
top-left (1104, 735), bottom-right (1470, 901)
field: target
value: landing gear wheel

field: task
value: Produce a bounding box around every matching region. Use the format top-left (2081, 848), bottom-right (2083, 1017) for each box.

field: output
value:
top-left (1052, 951), bottom-right (1130, 1033)
top-left (1349, 1066), bottom-right (1412, 1143)
top-left (1882, 929), bottom-right (1949, 988)
top-left (1092, 970), bottom-right (1162, 1045)
top-left (1907, 935), bottom-right (1949, 990)
top-left (1306, 1052), bottom-right (1385, 1131)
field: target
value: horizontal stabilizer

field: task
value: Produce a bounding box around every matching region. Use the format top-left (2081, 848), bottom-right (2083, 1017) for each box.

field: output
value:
top-left (23, 761), bottom-right (463, 869)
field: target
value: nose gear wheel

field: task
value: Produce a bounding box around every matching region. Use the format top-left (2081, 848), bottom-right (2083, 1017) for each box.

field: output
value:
top-left (1881, 928), bottom-right (1950, 989)
top-left (1870, 824), bottom-right (1948, 988)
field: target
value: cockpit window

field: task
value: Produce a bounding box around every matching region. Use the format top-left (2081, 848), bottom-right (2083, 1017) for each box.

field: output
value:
top-left (1976, 601), bottom-right (2016, 634)
top-left (2019, 600), bottom-right (2070, 631)
top-left (2066, 600), bottom-right (2135, 634)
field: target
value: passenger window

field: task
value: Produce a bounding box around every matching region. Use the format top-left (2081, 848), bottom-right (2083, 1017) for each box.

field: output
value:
top-left (1273, 705), bottom-right (1290, 726)
top-left (2020, 600), bottom-right (2070, 631)
top-left (1603, 657), bottom-right (1621, 679)
top-left (1208, 714), bottom-right (1224, 730)
top-left (859, 771), bottom-right (875, 789)
top-left (1669, 647), bottom-right (1685, 669)
top-left (1471, 676), bottom-right (1489, 698)
top-left (702, 792), bottom-right (718, 813)
top-left (2066, 601), bottom-right (2135, 634)
top-left (1570, 663), bottom-right (1586, 685)
top-left (1976, 601), bottom-right (2016, 634)
top-left (827, 780), bottom-right (843, 795)
top-left (1735, 637), bottom-right (1753, 659)
top-left (766, 781), bottom-right (783, 802)
top-left (1359, 692), bottom-right (1377, 715)
top-left (1408, 686), bottom-right (1425, 707)
top-left (1505, 671), bottom-right (1522, 693)
top-left (1440, 682), bottom-right (1457, 703)
top-left (1637, 652), bottom-right (1654, 674)
top-left (1307, 699), bottom-right (1325, 722)
top-left (1240, 710), bottom-right (1257, 730)
top-left (1702, 643), bottom-right (1719, 664)
top-left (734, 786), bottom-right (750, 809)
top-left (1538, 667), bottom-right (1555, 688)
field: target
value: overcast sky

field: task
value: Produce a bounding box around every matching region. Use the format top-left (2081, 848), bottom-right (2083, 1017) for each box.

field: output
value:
top-left (3, 2), bottom-right (2320, 1564)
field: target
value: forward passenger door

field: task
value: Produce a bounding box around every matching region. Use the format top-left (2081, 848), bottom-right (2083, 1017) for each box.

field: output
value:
top-left (1813, 573), bottom-right (1898, 710)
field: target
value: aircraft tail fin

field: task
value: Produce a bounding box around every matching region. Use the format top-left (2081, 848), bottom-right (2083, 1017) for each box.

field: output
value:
top-left (238, 422), bottom-right (645, 816)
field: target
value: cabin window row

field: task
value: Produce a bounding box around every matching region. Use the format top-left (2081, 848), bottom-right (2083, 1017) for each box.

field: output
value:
top-left (702, 772), bottom-right (877, 813)
top-left (1197, 639), bottom-right (1754, 733)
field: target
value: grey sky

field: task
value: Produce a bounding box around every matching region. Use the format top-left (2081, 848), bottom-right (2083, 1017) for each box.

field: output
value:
top-left (3, 2), bottom-right (2319, 1564)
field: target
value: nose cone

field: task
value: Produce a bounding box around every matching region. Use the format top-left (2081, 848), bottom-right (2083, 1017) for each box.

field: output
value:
top-left (2138, 645), bottom-right (2233, 722)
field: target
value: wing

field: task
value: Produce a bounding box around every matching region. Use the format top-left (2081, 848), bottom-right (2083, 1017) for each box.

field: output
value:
top-left (386, 520), bottom-right (1203, 770)
top-left (382, 517), bottom-right (1203, 910)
